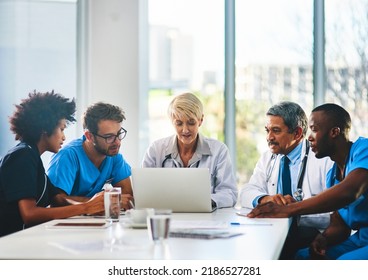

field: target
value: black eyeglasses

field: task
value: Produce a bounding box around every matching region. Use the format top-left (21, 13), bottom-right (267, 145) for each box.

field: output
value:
top-left (92, 127), bottom-right (127, 144)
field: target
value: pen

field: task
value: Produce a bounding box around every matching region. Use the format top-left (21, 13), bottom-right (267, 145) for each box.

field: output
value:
top-left (129, 200), bottom-right (135, 209)
top-left (230, 222), bottom-right (273, 226)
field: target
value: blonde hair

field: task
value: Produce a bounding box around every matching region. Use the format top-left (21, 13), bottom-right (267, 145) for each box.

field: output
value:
top-left (167, 92), bottom-right (203, 120)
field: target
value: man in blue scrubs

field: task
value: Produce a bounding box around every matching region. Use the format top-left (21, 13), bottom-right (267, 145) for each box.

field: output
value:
top-left (248, 103), bottom-right (368, 259)
top-left (47, 102), bottom-right (133, 210)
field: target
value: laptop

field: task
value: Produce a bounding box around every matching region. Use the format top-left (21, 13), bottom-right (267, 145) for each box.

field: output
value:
top-left (131, 168), bottom-right (216, 213)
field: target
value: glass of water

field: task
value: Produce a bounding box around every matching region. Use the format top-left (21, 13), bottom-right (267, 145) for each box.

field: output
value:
top-left (104, 187), bottom-right (121, 222)
top-left (147, 209), bottom-right (172, 243)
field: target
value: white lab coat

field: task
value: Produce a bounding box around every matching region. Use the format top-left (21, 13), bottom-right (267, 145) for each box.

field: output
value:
top-left (240, 140), bottom-right (334, 230)
top-left (142, 134), bottom-right (238, 208)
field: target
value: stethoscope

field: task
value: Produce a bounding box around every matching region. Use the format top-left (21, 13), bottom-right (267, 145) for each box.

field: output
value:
top-left (265, 140), bottom-right (310, 201)
top-left (162, 154), bottom-right (200, 168)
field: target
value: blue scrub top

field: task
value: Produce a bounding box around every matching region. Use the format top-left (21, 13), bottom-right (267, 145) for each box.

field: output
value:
top-left (326, 137), bottom-right (368, 243)
top-left (47, 136), bottom-right (131, 197)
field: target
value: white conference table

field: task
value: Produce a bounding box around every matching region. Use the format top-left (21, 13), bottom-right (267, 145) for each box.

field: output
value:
top-left (0, 208), bottom-right (290, 260)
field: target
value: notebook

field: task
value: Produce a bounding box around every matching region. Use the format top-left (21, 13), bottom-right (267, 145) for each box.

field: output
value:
top-left (131, 168), bottom-right (216, 213)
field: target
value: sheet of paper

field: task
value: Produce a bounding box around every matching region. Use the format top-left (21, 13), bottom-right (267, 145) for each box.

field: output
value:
top-left (170, 220), bottom-right (228, 230)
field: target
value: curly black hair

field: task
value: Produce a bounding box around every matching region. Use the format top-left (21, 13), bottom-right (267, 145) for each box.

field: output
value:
top-left (9, 90), bottom-right (76, 144)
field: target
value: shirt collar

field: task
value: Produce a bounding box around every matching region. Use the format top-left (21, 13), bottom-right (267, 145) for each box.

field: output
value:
top-left (285, 140), bottom-right (303, 165)
top-left (165, 134), bottom-right (212, 160)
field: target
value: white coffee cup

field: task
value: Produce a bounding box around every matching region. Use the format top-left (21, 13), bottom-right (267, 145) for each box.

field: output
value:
top-left (127, 208), bottom-right (154, 224)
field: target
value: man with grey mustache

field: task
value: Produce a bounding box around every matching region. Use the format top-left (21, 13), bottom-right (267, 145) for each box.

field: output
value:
top-left (239, 101), bottom-right (333, 259)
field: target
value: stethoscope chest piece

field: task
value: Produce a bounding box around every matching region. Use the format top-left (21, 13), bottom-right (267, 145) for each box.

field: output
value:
top-left (293, 189), bottom-right (304, 202)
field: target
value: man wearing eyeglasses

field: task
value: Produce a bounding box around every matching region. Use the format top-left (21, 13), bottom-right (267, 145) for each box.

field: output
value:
top-left (47, 102), bottom-right (133, 209)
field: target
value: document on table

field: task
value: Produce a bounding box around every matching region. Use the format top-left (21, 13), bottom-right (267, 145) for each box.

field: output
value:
top-left (169, 229), bottom-right (243, 239)
top-left (169, 220), bottom-right (243, 239)
top-left (170, 220), bottom-right (228, 230)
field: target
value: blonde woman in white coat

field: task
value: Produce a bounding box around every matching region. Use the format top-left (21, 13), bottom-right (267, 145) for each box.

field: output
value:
top-left (142, 92), bottom-right (238, 209)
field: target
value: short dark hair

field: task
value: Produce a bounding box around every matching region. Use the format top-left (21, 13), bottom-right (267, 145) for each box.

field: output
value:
top-left (9, 90), bottom-right (76, 144)
top-left (83, 102), bottom-right (126, 133)
top-left (267, 101), bottom-right (308, 136)
top-left (312, 103), bottom-right (351, 138)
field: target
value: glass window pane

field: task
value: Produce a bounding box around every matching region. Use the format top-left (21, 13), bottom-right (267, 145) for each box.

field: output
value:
top-left (0, 0), bottom-right (77, 158)
top-left (148, 0), bottom-right (224, 142)
top-left (325, 0), bottom-right (368, 140)
top-left (235, 0), bottom-right (313, 184)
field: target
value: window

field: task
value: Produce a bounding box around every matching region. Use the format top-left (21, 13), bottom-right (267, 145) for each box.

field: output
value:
top-left (0, 0), bottom-right (77, 159)
top-left (235, 0), bottom-right (313, 184)
top-left (148, 0), bottom-right (224, 142)
top-left (325, 0), bottom-right (368, 140)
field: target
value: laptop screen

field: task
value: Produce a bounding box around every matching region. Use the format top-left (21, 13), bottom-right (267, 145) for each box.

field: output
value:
top-left (131, 168), bottom-right (215, 213)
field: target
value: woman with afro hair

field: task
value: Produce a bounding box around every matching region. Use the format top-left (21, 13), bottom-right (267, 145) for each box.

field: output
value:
top-left (0, 91), bottom-right (104, 237)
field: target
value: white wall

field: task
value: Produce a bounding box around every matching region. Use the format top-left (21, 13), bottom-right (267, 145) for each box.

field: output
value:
top-left (77, 0), bottom-right (149, 167)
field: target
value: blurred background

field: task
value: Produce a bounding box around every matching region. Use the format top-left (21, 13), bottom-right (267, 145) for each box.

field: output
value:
top-left (1, 0), bottom-right (367, 189)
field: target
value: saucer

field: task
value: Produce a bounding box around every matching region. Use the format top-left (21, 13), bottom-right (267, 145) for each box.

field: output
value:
top-left (130, 222), bottom-right (147, 229)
